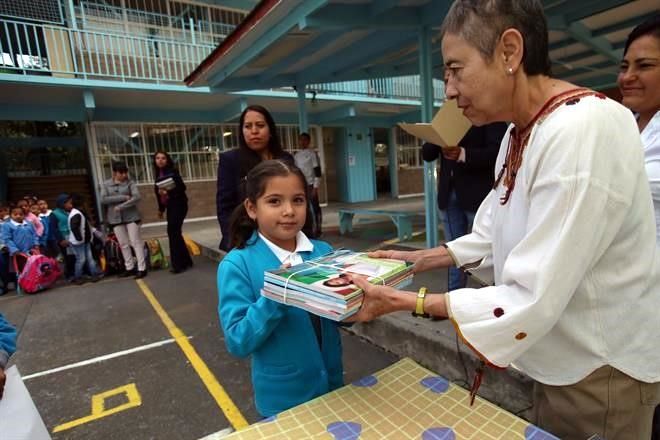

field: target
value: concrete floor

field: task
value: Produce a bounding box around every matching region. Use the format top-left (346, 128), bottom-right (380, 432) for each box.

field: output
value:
top-left (0, 256), bottom-right (398, 439)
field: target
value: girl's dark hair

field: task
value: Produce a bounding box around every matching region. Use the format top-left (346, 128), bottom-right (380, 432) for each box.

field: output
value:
top-left (229, 159), bottom-right (308, 249)
top-left (152, 150), bottom-right (176, 176)
top-left (623, 15), bottom-right (660, 56)
top-left (237, 105), bottom-right (285, 178)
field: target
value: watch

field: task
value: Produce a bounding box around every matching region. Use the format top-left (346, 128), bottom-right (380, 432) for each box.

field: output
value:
top-left (412, 287), bottom-right (429, 318)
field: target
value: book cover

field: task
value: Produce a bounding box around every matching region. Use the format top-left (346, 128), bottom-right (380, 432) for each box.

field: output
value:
top-left (398, 99), bottom-right (471, 148)
top-left (265, 250), bottom-right (412, 299)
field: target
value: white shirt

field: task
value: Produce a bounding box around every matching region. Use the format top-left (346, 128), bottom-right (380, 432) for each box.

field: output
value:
top-left (294, 149), bottom-right (320, 188)
top-left (641, 110), bottom-right (660, 245)
top-left (446, 96), bottom-right (660, 385)
top-left (259, 231), bottom-right (314, 266)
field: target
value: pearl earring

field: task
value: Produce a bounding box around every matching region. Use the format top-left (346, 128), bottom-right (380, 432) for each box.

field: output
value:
top-left (507, 67), bottom-right (514, 75)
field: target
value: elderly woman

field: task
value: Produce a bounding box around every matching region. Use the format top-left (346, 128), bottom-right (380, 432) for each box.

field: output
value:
top-left (350, 2), bottom-right (660, 439)
top-left (618, 16), bottom-right (660, 244)
top-left (100, 161), bottom-right (147, 278)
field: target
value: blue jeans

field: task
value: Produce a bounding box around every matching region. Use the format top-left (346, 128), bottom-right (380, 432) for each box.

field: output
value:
top-left (71, 243), bottom-right (101, 280)
top-left (440, 189), bottom-right (476, 291)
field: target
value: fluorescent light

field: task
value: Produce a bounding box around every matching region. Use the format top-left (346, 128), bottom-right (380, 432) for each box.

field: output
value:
top-left (130, 131), bottom-right (140, 138)
top-left (223, 131), bottom-right (232, 137)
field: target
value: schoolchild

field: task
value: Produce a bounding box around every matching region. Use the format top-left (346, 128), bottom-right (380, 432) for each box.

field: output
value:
top-left (1, 206), bottom-right (39, 283)
top-left (64, 195), bottom-right (102, 285)
top-left (0, 204), bottom-right (10, 294)
top-left (16, 199), bottom-right (43, 238)
top-left (217, 159), bottom-right (343, 418)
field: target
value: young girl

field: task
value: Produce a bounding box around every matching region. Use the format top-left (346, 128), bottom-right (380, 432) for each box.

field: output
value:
top-left (217, 159), bottom-right (343, 418)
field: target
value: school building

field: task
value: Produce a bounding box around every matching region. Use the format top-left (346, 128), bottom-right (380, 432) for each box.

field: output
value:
top-left (0, 0), bottom-right (655, 242)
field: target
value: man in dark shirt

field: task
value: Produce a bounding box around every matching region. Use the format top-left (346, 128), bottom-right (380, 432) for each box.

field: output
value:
top-left (432, 122), bottom-right (508, 290)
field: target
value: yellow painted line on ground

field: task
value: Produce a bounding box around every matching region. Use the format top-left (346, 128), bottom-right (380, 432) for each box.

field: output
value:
top-left (53, 384), bottom-right (142, 433)
top-left (135, 279), bottom-right (249, 430)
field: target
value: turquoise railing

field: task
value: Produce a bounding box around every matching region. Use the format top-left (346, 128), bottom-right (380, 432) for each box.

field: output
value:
top-left (0, 18), bottom-right (216, 83)
top-left (0, 17), bottom-right (443, 101)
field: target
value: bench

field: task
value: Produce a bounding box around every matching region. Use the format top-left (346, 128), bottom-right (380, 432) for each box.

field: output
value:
top-left (337, 209), bottom-right (417, 241)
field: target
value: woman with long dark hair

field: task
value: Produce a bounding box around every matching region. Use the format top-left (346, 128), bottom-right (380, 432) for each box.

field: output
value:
top-left (153, 151), bottom-right (192, 274)
top-left (216, 105), bottom-right (293, 251)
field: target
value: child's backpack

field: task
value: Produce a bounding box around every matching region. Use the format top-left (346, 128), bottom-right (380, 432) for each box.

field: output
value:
top-left (145, 238), bottom-right (168, 270)
top-left (17, 254), bottom-right (62, 294)
top-left (103, 234), bottom-right (125, 275)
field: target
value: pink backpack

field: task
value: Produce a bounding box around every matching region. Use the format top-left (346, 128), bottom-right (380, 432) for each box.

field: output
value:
top-left (18, 254), bottom-right (62, 294)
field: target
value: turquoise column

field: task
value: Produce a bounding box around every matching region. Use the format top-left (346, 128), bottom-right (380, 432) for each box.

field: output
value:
top-left (388, 127), bottom-right (399, 198)
top-left (419, 26), bottom-right (438, 247)
top-left (67, 0), bottom-right (78, 29)
top-left (297, 84), bottom-right (309, 132)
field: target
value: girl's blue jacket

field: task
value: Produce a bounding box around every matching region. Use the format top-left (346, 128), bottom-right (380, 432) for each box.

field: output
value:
top-left (217, 234), bottom-right (343, 417)
top-left (1, 221), bottom-right (38, 255)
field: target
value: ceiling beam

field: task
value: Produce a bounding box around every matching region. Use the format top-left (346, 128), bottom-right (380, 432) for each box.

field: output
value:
top-left (205, 0), bottom-right (327, 88)
top-left (544, 0), bottom-right (631, 23)
top-left (297, 31), bottom-right (417, 84)
top-left (259, 30), bottom-right (344, 83)
top-left (300, 4), bottom-right (424, 29)
top-left (216, 98), bottom-right (248, 122)
top-left (310, 104), bottom-right (356, 124)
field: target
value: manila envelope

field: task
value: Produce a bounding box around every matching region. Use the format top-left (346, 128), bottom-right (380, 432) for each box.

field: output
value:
top-left (398, 99), bottom-right (471, 147)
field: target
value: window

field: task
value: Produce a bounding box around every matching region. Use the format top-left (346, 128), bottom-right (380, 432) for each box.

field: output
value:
top-left (395, 127), bottom-right (422, 168)
top-left (90, 122), bottom-right (314, 184)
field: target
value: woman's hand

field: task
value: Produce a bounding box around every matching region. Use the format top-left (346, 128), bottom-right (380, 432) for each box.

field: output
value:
top-left (344, 277), bottom-right (413, 322)
top-left (158, 189), bottom-right (168, 196)
top-left (368, 246), bottom-right (454, 274)
top-left (157, 211), bottom-right (164, 220)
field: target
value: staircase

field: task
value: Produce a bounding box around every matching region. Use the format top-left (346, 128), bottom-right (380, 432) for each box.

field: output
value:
top-left (7, 174), bottom-right (98, 223)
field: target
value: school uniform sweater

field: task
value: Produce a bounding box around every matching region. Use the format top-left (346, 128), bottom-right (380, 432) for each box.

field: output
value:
top-left (217, 233), bottom-right (342, 417)
top-left (1, 220), bottom-right (38, 255)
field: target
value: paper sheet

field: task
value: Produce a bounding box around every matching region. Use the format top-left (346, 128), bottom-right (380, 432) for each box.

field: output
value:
top-left (0, 366), bottom-right (51, 440)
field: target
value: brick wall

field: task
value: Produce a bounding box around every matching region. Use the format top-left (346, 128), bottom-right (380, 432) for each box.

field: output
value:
top-left (136, 180), bottom-right (216, 223)
top-left (397, 167), bottom-right (424, 195)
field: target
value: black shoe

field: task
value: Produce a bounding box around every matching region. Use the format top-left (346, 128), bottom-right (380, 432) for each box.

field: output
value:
top-left (134, 270), bottom-right (147, 279)
top-left (169, 267), bottom-right (185, 274)
top-left (73, 278), bottom-right (86, 285)
top-left (119, 269), bottom-right (137, 278)
top-left (90, 275), bottom-right (103, 283)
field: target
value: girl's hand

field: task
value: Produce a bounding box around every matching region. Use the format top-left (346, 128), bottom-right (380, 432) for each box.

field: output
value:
top-left (158, 189), bottom-right (168, 196)
top-left (114, 206), bottom-right (121, 213)
top-left (157, 211), bottom-right (164, 220)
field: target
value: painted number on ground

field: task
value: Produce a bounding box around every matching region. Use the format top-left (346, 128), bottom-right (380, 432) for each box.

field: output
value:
top-left (53, 383), bottom-right (142, 433)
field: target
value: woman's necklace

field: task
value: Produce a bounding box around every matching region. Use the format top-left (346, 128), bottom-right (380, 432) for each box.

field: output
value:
top-left (493, 88), bottom-right (605, 204)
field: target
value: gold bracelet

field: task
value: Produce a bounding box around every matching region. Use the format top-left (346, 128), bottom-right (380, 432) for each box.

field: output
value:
top-left (412, 287), bottom-right (429, 318)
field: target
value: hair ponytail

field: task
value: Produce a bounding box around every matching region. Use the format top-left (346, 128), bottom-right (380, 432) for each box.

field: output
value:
top-left (228, 203), bottom-right (257, 249)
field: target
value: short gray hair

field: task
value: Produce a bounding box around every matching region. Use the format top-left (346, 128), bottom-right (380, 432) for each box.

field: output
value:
top-left (440, 0), bottom-right (552, 76)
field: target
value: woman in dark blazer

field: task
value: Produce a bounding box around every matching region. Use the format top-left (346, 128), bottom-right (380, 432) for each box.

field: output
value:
top-left (216, 105), bottom-right (293, 251)
top-left (153, 151), bottom-right (193, 273)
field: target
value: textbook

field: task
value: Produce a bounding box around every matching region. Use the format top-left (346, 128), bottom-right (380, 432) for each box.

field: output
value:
top-left (398, 99), bottom-right (471, 148)
top-left (155, 177), bottom-right (176, 190)
top-left (262, 249), bottom-right (414, 321)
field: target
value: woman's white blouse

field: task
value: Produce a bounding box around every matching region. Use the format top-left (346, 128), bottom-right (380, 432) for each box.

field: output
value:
top-left (642, 111), bottom-right (660, 245)
top-left (446, 96), bottom-right (660, 385)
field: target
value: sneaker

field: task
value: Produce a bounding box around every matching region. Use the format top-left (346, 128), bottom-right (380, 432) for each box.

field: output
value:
top-left (134, 270), bottom-right (147, 279)
top-left (73, 278), bottom-right (86, 285)
top-left (90, 274), bottom-right (103, 283)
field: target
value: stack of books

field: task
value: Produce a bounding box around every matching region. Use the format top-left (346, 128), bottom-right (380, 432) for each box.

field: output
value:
top-left (156, 177), bottom-right (176, 191)
top-left (261, 249), bottom-right (414, 321)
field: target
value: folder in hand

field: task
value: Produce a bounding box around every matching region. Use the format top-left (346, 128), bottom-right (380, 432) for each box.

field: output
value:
top-left (398, 99), bottom-right (471, 147)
